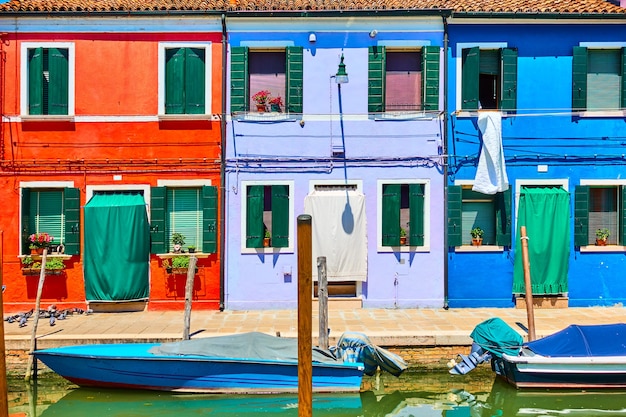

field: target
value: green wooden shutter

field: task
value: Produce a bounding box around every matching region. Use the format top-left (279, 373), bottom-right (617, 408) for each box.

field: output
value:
top-left (150, 187), bottom-right (167, 254)
top-left (21, 188), bottom-right (31, 255)
top-left (286, 46), bottom-right (303, 114)
top-left (382, 183), bottom-right (400, 246)
top-left (271, 185), bottom-right (289, 248)
top-left (28, 48), bottom-right (43, 115)
top-left (574, 185), bottom-right (589, 247)
top-left (48, 48), bottom-right (69, 115)
top-left (246, 185), bottom-right (264, 248)
top-left (621, 186), bottom-right (626, 246)
top-left (500, 48), bottom-right (517, 112)
top-left (368, 46), bottom-right (386, 113)
top-left (63, 187), bottom-right (80, 255)
top-left (621, 48), bottom-right (626, 110)
top-left (448, 185), bottom-right (462, 247)
top-left (165, 48), bottom-right (185, 114)
top-left (495, 188), bottom-right (512, 246)
top-left (185, 48), bottom-right (206, 115)
top-left (572, 46), bottom-right (588, 111)
top-left (409, 183), bottom-right (425, 246)
top-left (230, 46), bottom-right (249, 113)
top-left (202, 186), bottom-right (217, 254)
top-left (422, 46), bottom-right (440, 111)
top-left (461, 47), bottom-right (480, 110)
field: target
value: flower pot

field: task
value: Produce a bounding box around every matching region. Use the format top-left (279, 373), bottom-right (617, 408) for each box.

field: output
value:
top-left (188, 248), bottom-right (196, 253)
top-left (270, 104), bottom-right (282, 112)
top-left (400, 236), bottom-right (407, 246)
top-left (471, 238), bottom-right (483, 246)
top-left (596, 238), bottom-right (608, 246)
top-left (263, 238), bottom-right (271, 247)
top-left (256, 104), bottom-right (267, 112)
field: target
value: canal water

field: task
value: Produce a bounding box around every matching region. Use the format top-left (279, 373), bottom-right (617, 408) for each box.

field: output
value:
top-left (7, 368), bottom-right (626, 416)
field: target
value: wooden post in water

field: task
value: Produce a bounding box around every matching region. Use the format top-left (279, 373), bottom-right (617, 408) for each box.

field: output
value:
top-left (25, 247), bottom-right (48, 382)
top-left (182, 255), bottom-right (198, 340)
top-left (297, 215), bottom-right (312, 417)
top-left (520, 226), bottom-right (536, 341)
top-left (0, 231), bottom-right (9, 417)
top-left (317, 256), bottom-right (328, 350)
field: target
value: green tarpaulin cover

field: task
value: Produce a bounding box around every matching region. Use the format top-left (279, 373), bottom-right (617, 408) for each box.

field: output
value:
top-left (83, 193), bottom-right (150, 302)
top-left (513, 187), bottom-right (570, 295)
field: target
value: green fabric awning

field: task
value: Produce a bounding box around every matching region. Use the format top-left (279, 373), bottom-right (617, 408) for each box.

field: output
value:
top-left (83, 193), bottom-right (150, 302)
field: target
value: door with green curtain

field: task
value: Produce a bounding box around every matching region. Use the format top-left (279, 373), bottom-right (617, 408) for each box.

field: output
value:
top-left (513, 187), bottom-right (571, 295)
top-left (83, 192), bottom-right (150, 302)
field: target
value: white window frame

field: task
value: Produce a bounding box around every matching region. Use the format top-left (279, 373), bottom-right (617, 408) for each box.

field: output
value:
top-left (20, 42), bottom-right (76, 118)
top-left (240, 180), bottom-right (294, 254)
top-left (376, 178), bottom-right (430, 253)
top-left (158, 42), bottom-right (212, 117)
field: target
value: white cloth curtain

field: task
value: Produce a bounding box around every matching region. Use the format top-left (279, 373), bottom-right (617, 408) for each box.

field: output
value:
top-left (304, 190), bottom-right (367, 282)
top-left (472, 112), bottom-right (509, 195)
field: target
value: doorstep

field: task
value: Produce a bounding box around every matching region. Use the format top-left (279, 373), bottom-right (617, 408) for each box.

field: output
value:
top-left (313, 297), bottom-right (362, 310)
top-left (515, 296), bottom-right (568, 309)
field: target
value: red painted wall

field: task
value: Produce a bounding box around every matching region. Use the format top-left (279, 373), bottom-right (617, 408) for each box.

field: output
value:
top-left (0, 30), bottom-right (224, 313)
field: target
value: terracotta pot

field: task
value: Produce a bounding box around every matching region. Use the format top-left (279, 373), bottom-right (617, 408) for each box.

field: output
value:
top-left (256, 104), bottom-right (267, 112)
top-left (263, 238), bottom-right (271, 247)
top-left (400, 236), bottom-right (407, 246)
top-left (471, 238), bottom-right (483, 246)
top-left (596, 238), bottom-right (607, 246)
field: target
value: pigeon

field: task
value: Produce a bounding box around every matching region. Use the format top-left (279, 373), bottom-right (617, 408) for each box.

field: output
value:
top-left (57, 311), bottom-right (67, 320)
top-left (19, 317), bottom-right (27, 327)
top-left (49, 316), bottom-right (56, 326)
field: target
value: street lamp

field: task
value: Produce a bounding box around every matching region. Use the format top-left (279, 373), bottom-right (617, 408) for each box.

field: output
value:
top-left (334, 54), bottom-right (349, 84)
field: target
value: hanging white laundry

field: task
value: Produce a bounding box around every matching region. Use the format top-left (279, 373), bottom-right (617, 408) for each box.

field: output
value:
top-left (472, 112), bottom-right (509, 195)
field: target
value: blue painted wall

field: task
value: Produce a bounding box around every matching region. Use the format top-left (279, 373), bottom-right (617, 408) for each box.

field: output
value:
top-left (447, 23), bottom-right (626, 307)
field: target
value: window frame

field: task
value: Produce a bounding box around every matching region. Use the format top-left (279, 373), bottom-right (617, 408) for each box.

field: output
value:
top-left (20, 42), bottom-right (75, 118)
top-left (158, 42), bottom-right (212, 118)
top-left (377, 179), bottom-right (430, 253)
top-left (240, 180), bottom-right (294, 254)
top-left (576, 179), bottom-right (626, 252)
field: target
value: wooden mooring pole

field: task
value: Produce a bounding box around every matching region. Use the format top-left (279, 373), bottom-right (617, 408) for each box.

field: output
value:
top-left (317, 256), bottom-right (328, 351)
top-left (297, 215), bottom-right (312, 417)
top-left (182, 256), bottom-right (198, 340)
top-left (520, 226), bottom-right (536, 341)
top-left (25, 247), bottom-right (48, 382)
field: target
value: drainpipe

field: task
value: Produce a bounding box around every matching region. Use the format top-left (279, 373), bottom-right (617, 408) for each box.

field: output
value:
top-left (442, 15), bottom-right (449, 310)
top-left (219, 14), bottom-right (227, 311)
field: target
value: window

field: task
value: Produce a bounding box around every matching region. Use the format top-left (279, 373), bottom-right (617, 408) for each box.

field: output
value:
top-left (368, 46), bottom-right (440, 113)
top-left (230, 47), bottom-right (303, 114)
top-left (460, 47), bottom-right (517, 111)
top-left (21, 43), bottom-right (74, 116)
top-left (149, 186), bottom-right (217, 254)
top-left (448, 186), bottom-right (511, 247)
top-left (21, 187), bottom-right (80, 255)
top-left (245, 185), bottom-right (290, 249)
top-left (381, 183), bottom-right (425, 247)
top-left (159, 43), bottom-right (211, 116)
top-left (572, 47), bottom-right (626, 111)
top-left (575, 185), bottom-right (626, 246)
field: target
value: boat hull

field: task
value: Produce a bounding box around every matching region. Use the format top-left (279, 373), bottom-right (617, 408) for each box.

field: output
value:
top-left (493, 355), bottom-right (626, 389)
top-left (35, 343), bottom-right (364, 394)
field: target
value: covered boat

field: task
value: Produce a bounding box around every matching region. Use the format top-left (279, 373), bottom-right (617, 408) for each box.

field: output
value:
top-left (455, 319), bottom-right (626, 389)
top-left (35, 331), bottom-right (406, 393)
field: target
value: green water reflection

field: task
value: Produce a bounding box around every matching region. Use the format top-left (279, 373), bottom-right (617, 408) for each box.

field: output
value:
top-left (8, 367), bottom-right (626, 416)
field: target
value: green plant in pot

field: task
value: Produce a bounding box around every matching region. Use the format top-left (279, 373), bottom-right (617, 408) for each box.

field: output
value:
top-left (470, 227), bottom-right (484, 246)
top-left (45, 257), bottom-right (65, 272)
top-left (596, 228), bottom-right (610, 246)
top-left (263, 229), bottom-right (271, 247)
top-left (187, 245), bottom-right (196, 253)
top-left (162, 259), bottom-right (172, 273)
top-left (171, 233), bottom-right (186, 253)
top-left (399, 227), bottom-right (407, 245)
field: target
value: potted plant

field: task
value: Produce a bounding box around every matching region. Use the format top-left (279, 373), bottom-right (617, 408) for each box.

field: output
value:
top-left (596, 228), bottom-right (610, 246)
top-left (21, 256), bottom-right (37, 275)
top-left (252, 90), bottom-right (271, 112)
top-left (171, 256), bottom-right (197, 274)
top-left (187, 245), bottom-right (196, 254)
top-left (470, 227), bottom-right (484, 246)
top-left (28, 232), bottom-right (54, 255)
top-left (264, 229), bottom-right (271, 247)
top-left (269, 96), bottom-right (283, 112)
top-left (162, 259), bottom-right (172, 273)
top-left (171, 233), bottom-right (186, 253)
top-left (45, 257), bottom-right (66, 275)
top-left (400, 227), bottom-right (407, 246)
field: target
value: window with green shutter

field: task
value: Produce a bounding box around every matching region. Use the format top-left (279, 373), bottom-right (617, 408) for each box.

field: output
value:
top-left (448, 185), bottom-right (511, 247)
top-left (368, 46), bottom-right (440, 113)
top-left (21, 187), bottom-right (81, 254)
top-left (572, 47), bottom-right (626, 111)
top-left (381, 182), bottom-right (425, 247)
top-left (165, 47), bottom-right (206, 115)
top-left (574, 184), bottom-right (626, 246)
top-left (461, 47), bottom-right (517, 111)
top-left (231, 47), bottom-right (303, 114)
top-left (245, 184), bottom-right (290, 249)
top-left (28, 47), bottom-right (69, 115)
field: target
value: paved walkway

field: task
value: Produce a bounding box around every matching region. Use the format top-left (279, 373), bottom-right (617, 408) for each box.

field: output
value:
top-left (4, 306), bottom-right (625, 348)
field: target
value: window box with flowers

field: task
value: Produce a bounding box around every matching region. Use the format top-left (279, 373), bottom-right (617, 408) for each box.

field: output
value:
top-left (252, 90), bottom-right (271, 112)
top-left (21, 256), bottom-right (65, 275)
top-left (28, 232), bottom-right (54, 255)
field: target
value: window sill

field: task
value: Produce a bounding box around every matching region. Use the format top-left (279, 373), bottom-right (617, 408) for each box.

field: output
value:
top-left (455, 245), bottom-right (505, 253)
top-left (241, 247), bottom-right (293, 254)
top-left (579, 245), bottom-right (626, 253)
top-left (577, 110), bottom-right (626, 118)
top-left (453, 110), bottom-right (509, 119)
top-left (157, 114), bottom-right (219, 121)
top-left (379, 245), bottom-right (430, 253)
top-left (20, 115), bottom-right (75, 122)
top-left (156, 253), bottom-right (211, 259)
top-left (234, 112), bottom-right (297, 123)
top-left (372, 111), bottom-right (440, 121)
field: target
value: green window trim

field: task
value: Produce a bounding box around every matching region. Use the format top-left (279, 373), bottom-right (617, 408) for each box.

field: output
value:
top-left (422, 46), bottom-right (440, 111)
top-left (230, 46), bottom-right (303, 114)
top-left (574, 185), bottom-right (626, 246)
top-left (165, 47), bottom-right (206, 115)
top-left (572, 46), bottom-right (626, 111)
top-left (461, 47), bottom-right (517, 111)
top-left (245, 185), bottom-right (290, 249)
top-left (28, 47), bottom-right (69, 116)
top-left (381, 183), bottom-right (425, 247)
top-left (409, 184), bottom-right (425, 246)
